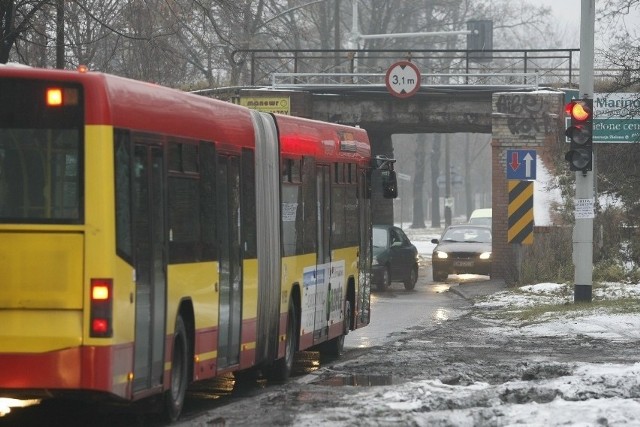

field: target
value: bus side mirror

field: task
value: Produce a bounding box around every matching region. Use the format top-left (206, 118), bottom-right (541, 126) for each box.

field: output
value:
top-left (382, 170), bottom-right (398, 199)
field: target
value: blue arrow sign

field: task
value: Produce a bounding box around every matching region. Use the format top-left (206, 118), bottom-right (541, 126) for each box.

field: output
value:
top-left (506, 149), bottom-right (536, 180)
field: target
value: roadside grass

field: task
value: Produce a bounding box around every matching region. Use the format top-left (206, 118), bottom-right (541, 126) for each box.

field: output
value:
top-left (503, 298), bottom-right (640, 325)
top-left (474, 282), bottom-right (640, 326)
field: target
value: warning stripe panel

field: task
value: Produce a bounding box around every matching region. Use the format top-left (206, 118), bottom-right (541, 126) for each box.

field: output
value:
top-left (508, 180), bottom-right (534, 244)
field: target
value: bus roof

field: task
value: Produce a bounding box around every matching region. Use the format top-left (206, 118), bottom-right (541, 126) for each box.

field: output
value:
top-left (274, 113), bottom-right (370, 165)
top-left (0, 66), bottom-right (256, 148)
top-left (0, 66), bottom-right (371, 163)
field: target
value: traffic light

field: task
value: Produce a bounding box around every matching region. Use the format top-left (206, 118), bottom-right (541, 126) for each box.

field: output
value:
top-left (466, 20), bottom-right (493, 63)
top-left (565, 98), bottom-right (593, 173)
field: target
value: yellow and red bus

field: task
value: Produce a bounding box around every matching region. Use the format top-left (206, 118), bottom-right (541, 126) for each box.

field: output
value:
top-left (0, 65), bottom-right (397, 420)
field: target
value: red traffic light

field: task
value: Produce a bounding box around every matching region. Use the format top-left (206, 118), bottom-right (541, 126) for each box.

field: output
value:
top-left (565, 100), bottom-right (592, 121)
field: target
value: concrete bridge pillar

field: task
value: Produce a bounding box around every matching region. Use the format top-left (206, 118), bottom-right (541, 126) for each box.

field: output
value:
top-left (491, 91), bottom-right (564, 282)
top-left (366, 129), bottom-right (395, 226)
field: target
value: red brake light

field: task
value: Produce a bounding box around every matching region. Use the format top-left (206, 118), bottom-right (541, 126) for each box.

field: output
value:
top-left (92, 319), bottom-right (109, 334)
top-left (90, 279), bottom-right (113, 338)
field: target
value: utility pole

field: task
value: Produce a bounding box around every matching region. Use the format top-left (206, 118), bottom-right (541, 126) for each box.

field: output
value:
top-left (56, 0), bottom-right (64, 69)
top-left (573, 0), bottom-right (595, 302)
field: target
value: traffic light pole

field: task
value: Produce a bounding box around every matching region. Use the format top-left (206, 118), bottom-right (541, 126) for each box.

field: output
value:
top-left (574, 0), bottom-right (595, 302)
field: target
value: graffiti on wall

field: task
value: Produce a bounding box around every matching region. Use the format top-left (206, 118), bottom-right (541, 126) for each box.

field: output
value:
top-left (496, 94), bottom-right (558, 136)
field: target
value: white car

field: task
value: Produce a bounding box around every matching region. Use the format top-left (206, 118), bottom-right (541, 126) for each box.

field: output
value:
top-left (468, 208), bottom-right (492, 228)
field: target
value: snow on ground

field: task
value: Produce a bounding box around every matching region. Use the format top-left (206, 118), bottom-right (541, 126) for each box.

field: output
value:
top-left (293, 227), bottom-right (640, 426)
top-left (292, 280), bottom-right (640, 426)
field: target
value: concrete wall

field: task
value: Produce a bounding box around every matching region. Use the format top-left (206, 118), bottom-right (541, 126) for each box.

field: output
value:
top-left (491, 91), bottom-right (564, 282)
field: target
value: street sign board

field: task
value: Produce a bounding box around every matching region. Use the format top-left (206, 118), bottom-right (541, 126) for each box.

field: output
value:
top-left (240, 96), bottom-right (291, 114)
top-left (385, 61), bottom-right (421, 98)
top-left (593, 93), bottom-right (640, 143)
top-left (436, 172), bottom-right (463, 190)
top-left (506, 149), bottom-right (536, 180)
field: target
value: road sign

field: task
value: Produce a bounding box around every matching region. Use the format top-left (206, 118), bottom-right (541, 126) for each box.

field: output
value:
top-left (508, 180), bottom-right (533, 245)
top-left (385, 61), bottom-right (421, 98)
top-left (592, 93), bottom-right (640, 143)
top-left (506, 149), bottom-right (536, 180)
top-left (436, 172), bottom-right (463, 190)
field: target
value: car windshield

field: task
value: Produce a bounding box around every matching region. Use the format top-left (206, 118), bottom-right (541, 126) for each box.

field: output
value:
top-left (469, 217), bottom-right (491, 227)
top-left (442, 227), bottom-right (491, 243)
top-left (372, 227), bottom-right (389, 248)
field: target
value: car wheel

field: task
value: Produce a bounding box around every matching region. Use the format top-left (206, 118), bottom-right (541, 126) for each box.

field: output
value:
top-left (404, 265), bottom-right (418, 290)
top-left (377, 266), bottom-right (390, 291)
top-left (433, 268), bottom-right (448, 282)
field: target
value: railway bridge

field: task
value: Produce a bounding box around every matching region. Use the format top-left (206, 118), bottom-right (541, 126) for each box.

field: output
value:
top-left (198, 77), bottom-right (567, 283)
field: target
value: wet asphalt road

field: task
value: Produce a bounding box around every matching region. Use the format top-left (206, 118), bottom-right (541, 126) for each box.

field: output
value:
top-left (0, 268), bottom-right (493, 427)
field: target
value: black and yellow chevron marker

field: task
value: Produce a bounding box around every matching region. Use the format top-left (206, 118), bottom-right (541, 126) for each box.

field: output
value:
top-left (508, 180), bottom-right (534, 244)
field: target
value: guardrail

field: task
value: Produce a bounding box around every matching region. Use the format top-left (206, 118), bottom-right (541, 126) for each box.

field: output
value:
top-left (270, 72), bottom-right (540, 88)
top-left (232, 48), bottom-right (580, 87)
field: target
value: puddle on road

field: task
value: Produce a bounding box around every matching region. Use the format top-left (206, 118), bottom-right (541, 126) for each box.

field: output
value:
top-left (431, 308), bottom-right (451, 325)
top-left (313, 374), bottom-right (395, 387)
top-left (432, 284), bottom-right (451, 294)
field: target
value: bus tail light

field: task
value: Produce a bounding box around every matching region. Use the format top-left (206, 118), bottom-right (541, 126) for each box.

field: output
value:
top-left (90, 279), bottom-right (113, 338)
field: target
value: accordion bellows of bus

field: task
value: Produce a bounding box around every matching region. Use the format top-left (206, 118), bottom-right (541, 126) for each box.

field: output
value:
top-left (0, 65), bottom-right (397, 421)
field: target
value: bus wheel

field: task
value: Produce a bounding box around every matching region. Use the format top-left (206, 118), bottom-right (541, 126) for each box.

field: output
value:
top-left (321, 299), bottom-right (351, 357)
top-left (164, 315), bottom-right (189, 422)
top-left (268, 299), bottom-right (297, 382)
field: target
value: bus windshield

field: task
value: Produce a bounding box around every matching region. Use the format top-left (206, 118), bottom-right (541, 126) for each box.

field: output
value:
top-left (0, 128), bottom-right (82, 223)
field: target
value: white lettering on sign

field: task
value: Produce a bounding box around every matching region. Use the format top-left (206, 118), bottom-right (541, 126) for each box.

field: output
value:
top-left (575, 198), bottom-right (595, 219)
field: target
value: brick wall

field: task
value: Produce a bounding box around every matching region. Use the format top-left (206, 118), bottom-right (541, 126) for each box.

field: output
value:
top-left (491, 91), bottom-right (564, 282)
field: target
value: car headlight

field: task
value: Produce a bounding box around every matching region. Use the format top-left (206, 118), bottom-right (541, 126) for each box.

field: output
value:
top-left (435, 251), bottom-right (448, 259)
top-left (479, 252), bottom-right (491, 260)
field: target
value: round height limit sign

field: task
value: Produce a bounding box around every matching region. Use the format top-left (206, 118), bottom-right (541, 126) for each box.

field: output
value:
top-left (385, 61), bottom-right (421, 98)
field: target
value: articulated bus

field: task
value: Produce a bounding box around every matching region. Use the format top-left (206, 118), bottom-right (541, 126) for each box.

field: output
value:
top-left (0, 65), bottom-right (397, 420)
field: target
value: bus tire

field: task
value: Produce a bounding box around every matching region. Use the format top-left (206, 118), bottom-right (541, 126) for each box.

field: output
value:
top-left (164, 315), bottom-right (189, 422)
top-left (321, 299), bottom-right (351, 357)
top-left (269, 299), bottom-right (297, 382)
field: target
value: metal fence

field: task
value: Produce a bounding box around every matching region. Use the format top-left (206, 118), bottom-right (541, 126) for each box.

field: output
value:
top-left (232, 48), bottom-right (581, 87)
top-left (270, 72), bottom-right (540, 88)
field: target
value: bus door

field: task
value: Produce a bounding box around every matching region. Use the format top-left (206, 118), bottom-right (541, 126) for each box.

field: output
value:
top-left (132, 143), bottom-right (167, 393)
top-left (216, 155), bottom-right (242, 369)
top-left (356, 168), bottom-right (372, 328)
top-left (313, 165), bottom-right (331, 343)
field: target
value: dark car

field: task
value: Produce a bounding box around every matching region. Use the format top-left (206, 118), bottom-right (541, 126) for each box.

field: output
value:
top-left (431, 224), bottom-right (492, 281)
top-left (372, 225), bottom-right (419, 291)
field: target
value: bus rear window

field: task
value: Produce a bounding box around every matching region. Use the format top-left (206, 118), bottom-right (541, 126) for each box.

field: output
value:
top-left (0, 79), bottom-right (83, 223)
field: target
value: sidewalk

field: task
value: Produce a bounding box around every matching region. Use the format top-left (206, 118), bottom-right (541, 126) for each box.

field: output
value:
top-left (448, 278), bottom-right (508, 300)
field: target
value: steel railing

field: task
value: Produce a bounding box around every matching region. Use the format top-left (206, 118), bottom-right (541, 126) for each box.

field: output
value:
top-left (270, 72), bottom-right (540, 88)
top-left (231, 48), bottom-right (582, 87)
